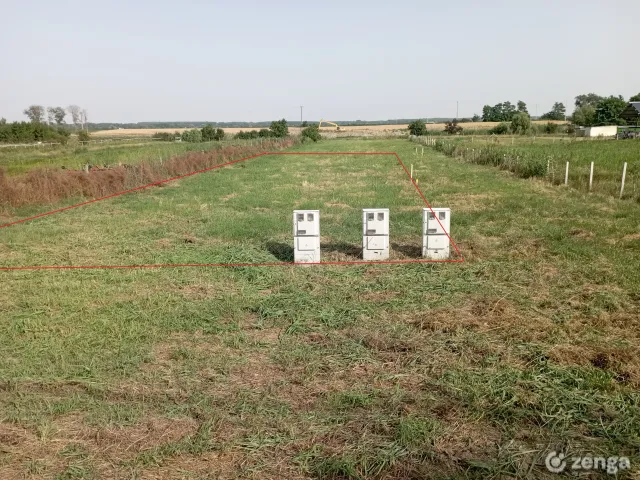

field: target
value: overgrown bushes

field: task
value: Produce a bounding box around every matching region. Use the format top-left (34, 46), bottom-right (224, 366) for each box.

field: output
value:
top-left (181, 129), bottom-right (202, 143)
top-left (235, 119), bottom-right (290, 140)
top-left (434, 140), bottom-right (547, 179)
top-left (0, 138), bottom-right (297, 212)
top-left (0, 122), bottom-right (70, 144)
top-left (301, 125), bottom-right (321, 142)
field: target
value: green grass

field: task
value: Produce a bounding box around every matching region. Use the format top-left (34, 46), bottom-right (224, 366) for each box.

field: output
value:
top-left (0, 139), bottom-right (262, 176)
top-left (1, 138), bottom-right (639, 479)
top-left (430, 136), bottom-right (640, 200)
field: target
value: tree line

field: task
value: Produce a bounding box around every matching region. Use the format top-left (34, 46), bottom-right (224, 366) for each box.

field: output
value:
top-left (0, 104), bottom-right (89, 144)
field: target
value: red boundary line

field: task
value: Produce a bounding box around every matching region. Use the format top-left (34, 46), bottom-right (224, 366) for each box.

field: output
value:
top-left (0, 150), bottom-right (464, 271)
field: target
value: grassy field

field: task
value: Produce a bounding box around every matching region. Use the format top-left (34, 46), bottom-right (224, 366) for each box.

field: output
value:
top-left (0, 140), bottom-right (262, 176)
top-left (430, 136), bottom-right (640, 200)
top-left (1, 138), bottom-right (639, 479)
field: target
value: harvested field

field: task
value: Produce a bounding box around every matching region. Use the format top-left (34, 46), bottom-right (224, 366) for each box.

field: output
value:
top-left (92, 121), bottom-right (567, 138)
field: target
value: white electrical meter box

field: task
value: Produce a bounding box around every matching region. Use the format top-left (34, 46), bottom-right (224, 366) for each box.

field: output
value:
top-left (293, 210), bottom-right (320, 263)
top-left (362, 208), bottom-right (390, 260)
top-left (422, 208), bottom-right (451, 260)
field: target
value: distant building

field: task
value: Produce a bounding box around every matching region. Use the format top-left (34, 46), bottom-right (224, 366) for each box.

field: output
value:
top-left (620, 102), bottom-right (640, 125)
top-left (577, 125), bottom-right (618, 137)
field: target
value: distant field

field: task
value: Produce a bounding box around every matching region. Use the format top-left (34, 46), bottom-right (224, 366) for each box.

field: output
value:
top-left (92, 121), bottom-right (567, 137)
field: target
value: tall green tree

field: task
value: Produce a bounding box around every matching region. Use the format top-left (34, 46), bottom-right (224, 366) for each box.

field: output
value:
top-left (540, 102), bottom-right (566, 121)
top-left (594, 96), bottom-right (627, 125)
top-left (511, 112), bottom-right (531, 134)
top-left (23, 105), bottom-right (45, 123)
top-left (575, 93), bottom-right (604, 108)
top-left (572, 105), bottom-right (596, 126)
top-left (517, 101), bottom-right (528, 114)
top-left (630, 93), bottom-right (640, 102)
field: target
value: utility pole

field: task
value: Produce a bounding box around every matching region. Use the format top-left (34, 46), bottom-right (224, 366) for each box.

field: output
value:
top-left (456, 101), bottom-right (459, 119)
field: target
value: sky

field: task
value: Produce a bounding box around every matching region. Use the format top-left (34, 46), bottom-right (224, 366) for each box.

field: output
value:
top-left (1, 0), bottom-right (639, 123)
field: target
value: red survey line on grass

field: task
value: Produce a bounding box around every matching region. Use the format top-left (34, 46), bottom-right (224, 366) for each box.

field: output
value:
top-left (1, 150), bottom-right (464, 270)
top-left (0, 152), bottom-right (267, 230)
top-left (0, 258), bottom-right (464, 271)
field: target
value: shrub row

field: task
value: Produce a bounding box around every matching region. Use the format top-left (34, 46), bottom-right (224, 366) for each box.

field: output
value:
top-left (0, 122), bottom-right (71, 144)
top-left (434, 141), bottom-right (548, 178)
top-left (0, 138), bottom-right (296, 211)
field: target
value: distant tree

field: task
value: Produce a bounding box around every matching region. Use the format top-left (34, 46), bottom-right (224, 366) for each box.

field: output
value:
top-left (540, 102), bottom-right (566, 121)
top-left (47, 107), bottom-right (66, 125)
top-left (68, 105), bottom-right (82, 129)
top-left (269, 118), bottom-right (289, 138)
top-left (301, 121), bottom-right (309, 127)
top-left (511, 112), bottom-right (531, 134)
top-left (575, 93), bottom-right (604, 108)
top-left (78, 130), bottom-right (90, 142)
top-left (301, 124), bottom-right (322, 143)
top-left (214, 128), bottom-right (225, 141)
top-left (407, 119), bottom-right (426, 135)
top-left (0, 117), bottom-right (6, 125)
top-left (594, 96), bottom-right (627, 125)
top-left (517, 101), bottom-right (528, 114)
top-left (572, 105), bottom-right (596, 126)
top-left (181, 128), bottom-right (203, 142)
top-left (444, 119), bottom-right (463, 135)
top-left (81, 109), bottom-right (88, 130)
top-left (23, 105), bottom-right (45, 123)
top-left (629, 93), bottom-right (640, 102)
top-left (471, 114), bottom-right (481, 122)
top-left (258, 128), bottom-right (272, 138)
top-left (201, 124), bottom-right (215, 141)
top-left (482, 102), bottom-right (517, 122)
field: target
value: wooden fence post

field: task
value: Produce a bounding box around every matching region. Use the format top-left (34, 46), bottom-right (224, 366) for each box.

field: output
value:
top-left (565, 162), bottom-right (569, 185)
top-left (620, 162), bottom-right (628, 199)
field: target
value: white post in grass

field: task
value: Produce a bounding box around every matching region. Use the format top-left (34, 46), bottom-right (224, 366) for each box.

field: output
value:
top-left (620, 162), bottom-right (628, 199)
top-left (421, 147), bottom-right (424, 156)
top-left (565, 161), bottom-right (569, 185)
top-left (589, 162), bottom-right (594, 191)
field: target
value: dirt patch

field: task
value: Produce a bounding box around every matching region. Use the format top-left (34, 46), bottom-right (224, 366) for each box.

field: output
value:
top-left (622, 233), bottom-right (640, 241)
top-left (570, 228), bottom-right (594, 238)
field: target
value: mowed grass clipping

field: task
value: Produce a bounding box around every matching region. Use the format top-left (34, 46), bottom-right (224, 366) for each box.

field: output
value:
top-left (1, 139), bottom-right (640, 479)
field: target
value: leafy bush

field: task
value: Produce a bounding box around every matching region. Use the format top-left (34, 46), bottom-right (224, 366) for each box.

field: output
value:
top-left (489, 122), bottom-right (510, 135)
top-left (201, 124), bottom-right (216, 141)
top-left (407, 119), bottom-right (426, 136)
top-left (301, 125), bottom-right (321, 143)
top-left (200, 125), bottom-right (225, 141)
top-left (0, 121), bottom-right (70, 144)
top-left (510, 112), bottom-right (531, 135)
top-left (258, 129), bottom-right (272, 138)
top-left (153, 132), bottom-right (176, 141)
top-left (269, 119), bottom-right (289, 138)
top-left (181, 129), bottom-right (203, 143)
top-left (543, 122), bottom-right (559, 134)
top-left (444, 120), bottom-right (463, 135)
top-left (78, 130), bottom-right (90, 142)
top-left (235, 130), bottom-right (260, 140)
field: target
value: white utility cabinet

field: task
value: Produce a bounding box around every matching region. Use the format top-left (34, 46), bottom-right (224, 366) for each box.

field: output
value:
top-left (362, 208), bottom-right (390, 260)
